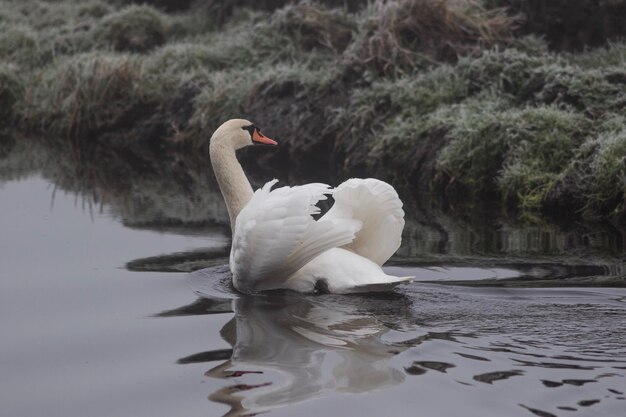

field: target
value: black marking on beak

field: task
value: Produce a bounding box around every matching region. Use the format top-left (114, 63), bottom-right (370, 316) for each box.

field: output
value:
top-left (242, 124), bottom-right (256, 135)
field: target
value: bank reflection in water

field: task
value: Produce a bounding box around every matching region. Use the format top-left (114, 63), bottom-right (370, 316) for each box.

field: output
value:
top-left (197, 292), bottom-right (414, 416)
top-left (3, 136), bottom-right (623, 263)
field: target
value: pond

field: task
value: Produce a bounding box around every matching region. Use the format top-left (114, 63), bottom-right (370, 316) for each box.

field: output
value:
top-left (1, 138), bottom-right (625, 417)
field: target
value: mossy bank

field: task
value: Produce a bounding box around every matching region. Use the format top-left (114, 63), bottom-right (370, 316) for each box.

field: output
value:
top-left (1, 0), bottom-right (625, 222)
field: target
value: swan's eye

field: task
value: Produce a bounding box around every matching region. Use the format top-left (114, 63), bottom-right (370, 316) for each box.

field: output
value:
top-left (242, 124), bottom-right (256, 135)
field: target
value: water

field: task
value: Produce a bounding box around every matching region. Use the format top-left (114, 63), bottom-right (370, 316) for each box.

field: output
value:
top-left (1, 138), bottom-right (625, 417)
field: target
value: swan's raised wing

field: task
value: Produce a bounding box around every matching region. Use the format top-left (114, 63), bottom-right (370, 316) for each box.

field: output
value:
top-left (321, 178), bottom-right (404, 266)
top-left (230, 180), bottom-right (360, 292)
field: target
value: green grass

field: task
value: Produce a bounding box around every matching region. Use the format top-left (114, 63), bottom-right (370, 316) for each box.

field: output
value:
top-left (585, 130), bottom-right (626, 214)
top-left (456, 48), bottom-right (549, 101)
top-left (187, 62), bottom-right (338, 145)
top-left (187, 68), bottom-right (261, 142)
top-left (558, 126), bottom-right (626, 218)
top-left (0, 22), bottom-right (41, 67)
top-left (495, 107), bottom-right (591, 208)
top-left (332, 38), bottom-right (625, 218)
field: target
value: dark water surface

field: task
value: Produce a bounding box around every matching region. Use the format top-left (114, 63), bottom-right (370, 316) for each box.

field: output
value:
top-left (1, 140), bottom-right (625, 417)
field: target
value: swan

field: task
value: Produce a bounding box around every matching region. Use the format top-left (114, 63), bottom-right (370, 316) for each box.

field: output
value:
top-left (210, 119), bottom-right (412, 294)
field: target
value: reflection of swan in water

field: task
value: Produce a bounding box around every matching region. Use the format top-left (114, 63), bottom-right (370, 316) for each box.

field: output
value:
top-left (182, 271), bottom-right (626, 417)
top-left (203, 292), bottom-right (413, 416)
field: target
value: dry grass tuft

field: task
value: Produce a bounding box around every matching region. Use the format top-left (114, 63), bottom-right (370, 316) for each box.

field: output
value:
top-left (347, 0), bottom-right (518, 76)
top-left (0, 23), bottom-right (40, 67)
top-left (92, 5), bottom-right (168, 53)
top-left (20, 53), bottom-right (154, 137)
top-left (271, 2), bottom-right (355, 53)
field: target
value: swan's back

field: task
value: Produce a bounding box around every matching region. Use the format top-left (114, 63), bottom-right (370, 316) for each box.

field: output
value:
top-left (230, 180), bottom-right (360, 292)
top-left (230, 178), bottom-right (407, 294)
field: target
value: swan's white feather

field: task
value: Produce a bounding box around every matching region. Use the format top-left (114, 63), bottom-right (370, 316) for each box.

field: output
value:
top-left (230, 180), bottom-right (361, 292)
top-left (322, 178), bottom-right (405, 265)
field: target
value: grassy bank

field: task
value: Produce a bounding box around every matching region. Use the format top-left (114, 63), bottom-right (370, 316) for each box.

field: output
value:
top-left (1, 0), bottom-right (624, 222)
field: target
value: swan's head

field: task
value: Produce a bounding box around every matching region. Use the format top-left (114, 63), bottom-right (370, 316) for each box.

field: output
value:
top-left (210, 119), bottom-right (277, 150)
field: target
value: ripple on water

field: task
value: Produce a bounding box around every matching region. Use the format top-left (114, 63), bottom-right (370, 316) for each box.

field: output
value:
top-left (187, 264), bottom-right (239, 300)
top-left (184, 263), bottom-right (626, 417)
top-left (473, 370), bottom-right (525, 384)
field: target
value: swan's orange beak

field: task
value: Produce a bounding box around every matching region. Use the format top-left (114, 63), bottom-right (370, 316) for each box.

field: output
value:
top-left (252, 128), bottom-right (278, 146)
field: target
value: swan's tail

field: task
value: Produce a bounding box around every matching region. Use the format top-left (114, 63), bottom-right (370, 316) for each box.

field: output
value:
top-left (347, 276), bottom-right (413, 294)
top-left (322, 178), bottom-right (405, 266)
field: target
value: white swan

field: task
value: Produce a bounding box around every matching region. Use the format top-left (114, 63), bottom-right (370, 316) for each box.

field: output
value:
top-left (210, 119), bottom-right (412, 294)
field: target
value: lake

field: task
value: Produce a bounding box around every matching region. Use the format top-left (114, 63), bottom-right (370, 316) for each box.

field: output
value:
top-left (1, 138), bottom-right (624, 417)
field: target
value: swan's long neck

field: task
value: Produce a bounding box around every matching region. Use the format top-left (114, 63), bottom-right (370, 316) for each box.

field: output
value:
top-left (210, 139), bottom-right (253, 230)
